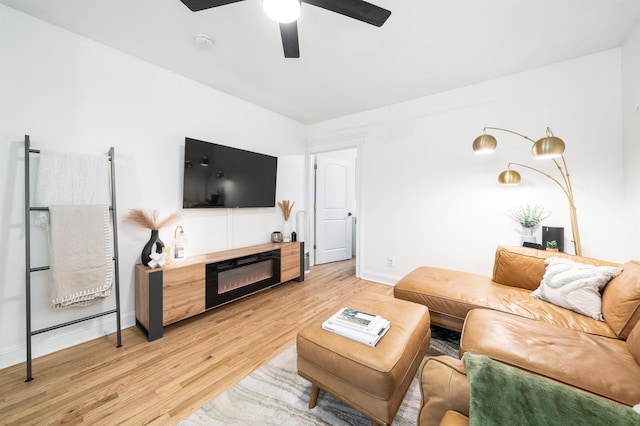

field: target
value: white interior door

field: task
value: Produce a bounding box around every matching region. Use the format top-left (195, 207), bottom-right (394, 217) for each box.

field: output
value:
top-left (315, 155), bottom-right (353, 264)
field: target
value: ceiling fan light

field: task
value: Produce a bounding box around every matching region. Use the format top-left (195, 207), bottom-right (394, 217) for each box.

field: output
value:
top-left (263, 0), bottom-right (301, 24)
top-left (498, 169), bottom-right (521, 185)
top-left (472, 134), bottom-right (497, 154)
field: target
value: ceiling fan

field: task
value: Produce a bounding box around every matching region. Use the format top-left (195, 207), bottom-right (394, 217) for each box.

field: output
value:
top-left (179, 0), bottom-right (392, 58)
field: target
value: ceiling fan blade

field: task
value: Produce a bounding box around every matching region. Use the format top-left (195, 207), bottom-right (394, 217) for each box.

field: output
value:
top-left (179, 0), bottom-right (245, 12)
top-left (279, 22), bottom-right (300, 58)
top-left (302, 0), bottom-right (391, 27)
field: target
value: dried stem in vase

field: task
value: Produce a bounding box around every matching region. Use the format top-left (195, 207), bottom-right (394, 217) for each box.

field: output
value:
top-left (278, 200), bottom-right (295, 221)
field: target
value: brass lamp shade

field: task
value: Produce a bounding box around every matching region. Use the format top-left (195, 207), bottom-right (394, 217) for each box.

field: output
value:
top-left (472, 134), bottom-right (497, 153)
top-left (532, 135), bottom-right (565, 158)
top-left (498, 169), bottom-right (521, 185)
top-left (472, 125), bottom-right (582, 255)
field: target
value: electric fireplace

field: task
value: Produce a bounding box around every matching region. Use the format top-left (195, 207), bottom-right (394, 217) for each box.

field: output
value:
top-left (205, 249), bottom-right (281, 309)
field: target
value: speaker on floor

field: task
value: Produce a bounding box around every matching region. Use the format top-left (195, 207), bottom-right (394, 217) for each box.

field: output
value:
top-left (542, 226), bottom-right (564, 252)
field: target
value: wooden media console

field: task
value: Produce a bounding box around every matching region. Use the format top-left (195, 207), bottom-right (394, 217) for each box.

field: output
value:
top-left (135, 242), bottom-right (304, 341)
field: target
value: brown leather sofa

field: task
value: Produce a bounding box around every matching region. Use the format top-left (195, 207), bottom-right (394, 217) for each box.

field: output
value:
top-left (394, 246), bottom-right (640, 425)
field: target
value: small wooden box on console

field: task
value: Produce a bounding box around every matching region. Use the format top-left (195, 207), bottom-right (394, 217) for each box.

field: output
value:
top-left (135, 242), bottom-right (304, 341)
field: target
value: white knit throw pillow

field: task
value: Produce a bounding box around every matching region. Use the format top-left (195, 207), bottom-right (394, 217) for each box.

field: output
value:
top-left (532, 257), bottom-right (622, 321)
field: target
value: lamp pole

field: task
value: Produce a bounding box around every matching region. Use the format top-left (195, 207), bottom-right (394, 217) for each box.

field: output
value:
top-left (473, 127), bottom-right (582, 256)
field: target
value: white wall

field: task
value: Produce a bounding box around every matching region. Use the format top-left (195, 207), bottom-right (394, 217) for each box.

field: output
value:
top-left (0, 5), bottom-right (306, 368)
top-left (622, 20), bottom-right (640, 260)
top-left (308, 49), bottom-right (629, 284)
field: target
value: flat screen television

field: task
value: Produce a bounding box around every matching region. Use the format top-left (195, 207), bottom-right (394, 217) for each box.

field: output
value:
top-left (183, 137), bottom-right (278, 208)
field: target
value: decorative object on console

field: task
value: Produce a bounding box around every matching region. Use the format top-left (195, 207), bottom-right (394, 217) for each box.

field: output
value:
top-left (142, 230), bottom-right (165, 267)
top-left (173, 225), bottom-right (188, 261)
top-left (278, 199), bottom-right (295, 242)
top-left (532, 257), bottom-right (623, 320)
top-left (162, 246), bottom-right (172, 264)
top-left (506, 204), bottom-right (550, 245)
top-left (522, 241), bottom-right (544, 249)
top-left (473, 126), bottom-right (582, 256)
top-left (543, 226), bottom-right (565, 252)
top-left (147, 250), bottom-right (168, 269)
top-left (546, 240), bottom-right (559, 252)
top-left (271, 231), bottom-right (283, 243)
top-left (283, 221), bottom-right (291, 242)
top-left (124, 209), bottom-right (180, 266)
top-left (520, 227), bottom-right (535, 244)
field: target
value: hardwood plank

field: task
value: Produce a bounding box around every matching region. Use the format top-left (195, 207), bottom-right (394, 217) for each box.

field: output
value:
top-left (0, 258), bottom-right (394, 425)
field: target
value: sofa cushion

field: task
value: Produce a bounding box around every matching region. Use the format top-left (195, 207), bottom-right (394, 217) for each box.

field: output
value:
top-left (419, 356), bottom-right (470, 426)
top-left (628, 319), bottom-right (640, 366)
top-left (602, 260), bottom-right (640, 339)
top-left (531, 257), bottom-right (622, 321)
top-left (492, 246), bottom-right (620, 291)
top-left (492, 246), bottom-right (550, 290)
top-left (439, 411), bottom-right (469, 426)
top-left (460, 309), bottom-right (640, 406)
top-left (486, 283), bottom-right (616, 337)
top-left (394, 266), bottom-right (491, 331)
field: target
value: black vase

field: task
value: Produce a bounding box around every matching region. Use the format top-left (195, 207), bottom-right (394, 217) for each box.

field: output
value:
top-left (141, 229), bottom-right (164, 266)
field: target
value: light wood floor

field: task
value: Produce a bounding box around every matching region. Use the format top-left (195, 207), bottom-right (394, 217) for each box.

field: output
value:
top-left (0, 259), bottom-right (393, 425)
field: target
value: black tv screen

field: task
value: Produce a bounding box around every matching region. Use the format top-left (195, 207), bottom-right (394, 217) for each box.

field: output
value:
top-left (183, 138), bottom-right (278, 208)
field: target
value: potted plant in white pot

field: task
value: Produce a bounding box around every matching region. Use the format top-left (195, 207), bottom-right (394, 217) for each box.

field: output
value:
top-left (506, 204), bottom-right (551, 245)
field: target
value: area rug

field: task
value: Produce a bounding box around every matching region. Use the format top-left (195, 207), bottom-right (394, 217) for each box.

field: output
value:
top-left (179, 336), bottom-right (459, 426)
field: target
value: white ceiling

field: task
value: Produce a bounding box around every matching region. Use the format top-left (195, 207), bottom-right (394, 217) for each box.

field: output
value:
top-left (2, 0), bottom-right (640, 124)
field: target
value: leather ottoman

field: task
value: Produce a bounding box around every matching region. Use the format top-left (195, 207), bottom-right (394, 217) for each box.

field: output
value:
top-left (297, 292), bottom-right (431, 425)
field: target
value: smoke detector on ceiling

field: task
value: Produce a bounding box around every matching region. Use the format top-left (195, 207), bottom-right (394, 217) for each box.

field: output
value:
top-left (194, 34), bottom-right (213, 49)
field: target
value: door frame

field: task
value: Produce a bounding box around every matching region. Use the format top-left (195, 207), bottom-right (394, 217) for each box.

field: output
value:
top-left (306, 131), bottom-right (367, 277)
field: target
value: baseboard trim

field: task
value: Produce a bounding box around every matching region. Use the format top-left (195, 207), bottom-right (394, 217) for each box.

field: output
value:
top-left (0, 311), bottom-right (135, 370)
top-left (359, 270), bottom-right (402, 286)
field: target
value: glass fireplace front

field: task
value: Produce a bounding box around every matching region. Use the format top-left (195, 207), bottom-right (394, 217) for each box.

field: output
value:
top-left (205, 250), bottom-right (280, 309)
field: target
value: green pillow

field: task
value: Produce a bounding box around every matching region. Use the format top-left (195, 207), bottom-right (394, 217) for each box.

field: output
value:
top-left (464, 353), bottom-right (640, 426)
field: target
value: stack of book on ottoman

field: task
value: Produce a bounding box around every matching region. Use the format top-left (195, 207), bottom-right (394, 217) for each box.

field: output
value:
top-left (322, 307), bottom-right (390, 347)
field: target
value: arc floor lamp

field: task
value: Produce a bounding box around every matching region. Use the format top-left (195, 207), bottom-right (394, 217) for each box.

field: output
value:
top-left (472, 127), bottom-right (582, 256)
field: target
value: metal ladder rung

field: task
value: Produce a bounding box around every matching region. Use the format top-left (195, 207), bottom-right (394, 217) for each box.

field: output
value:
top-left (30, 207), bottom-right (114, 211)
top-left (31, 309), bottom-right (118, 336)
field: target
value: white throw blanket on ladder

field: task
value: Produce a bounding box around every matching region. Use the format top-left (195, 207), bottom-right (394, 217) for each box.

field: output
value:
top-left (49, 205), bottom-right (113, 309)
top-left (36, 150), bottom-right (113, 309)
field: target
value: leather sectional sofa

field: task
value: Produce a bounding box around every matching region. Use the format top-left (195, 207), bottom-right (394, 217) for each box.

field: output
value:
top-left (394, 246), bottom-right (640, 425)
